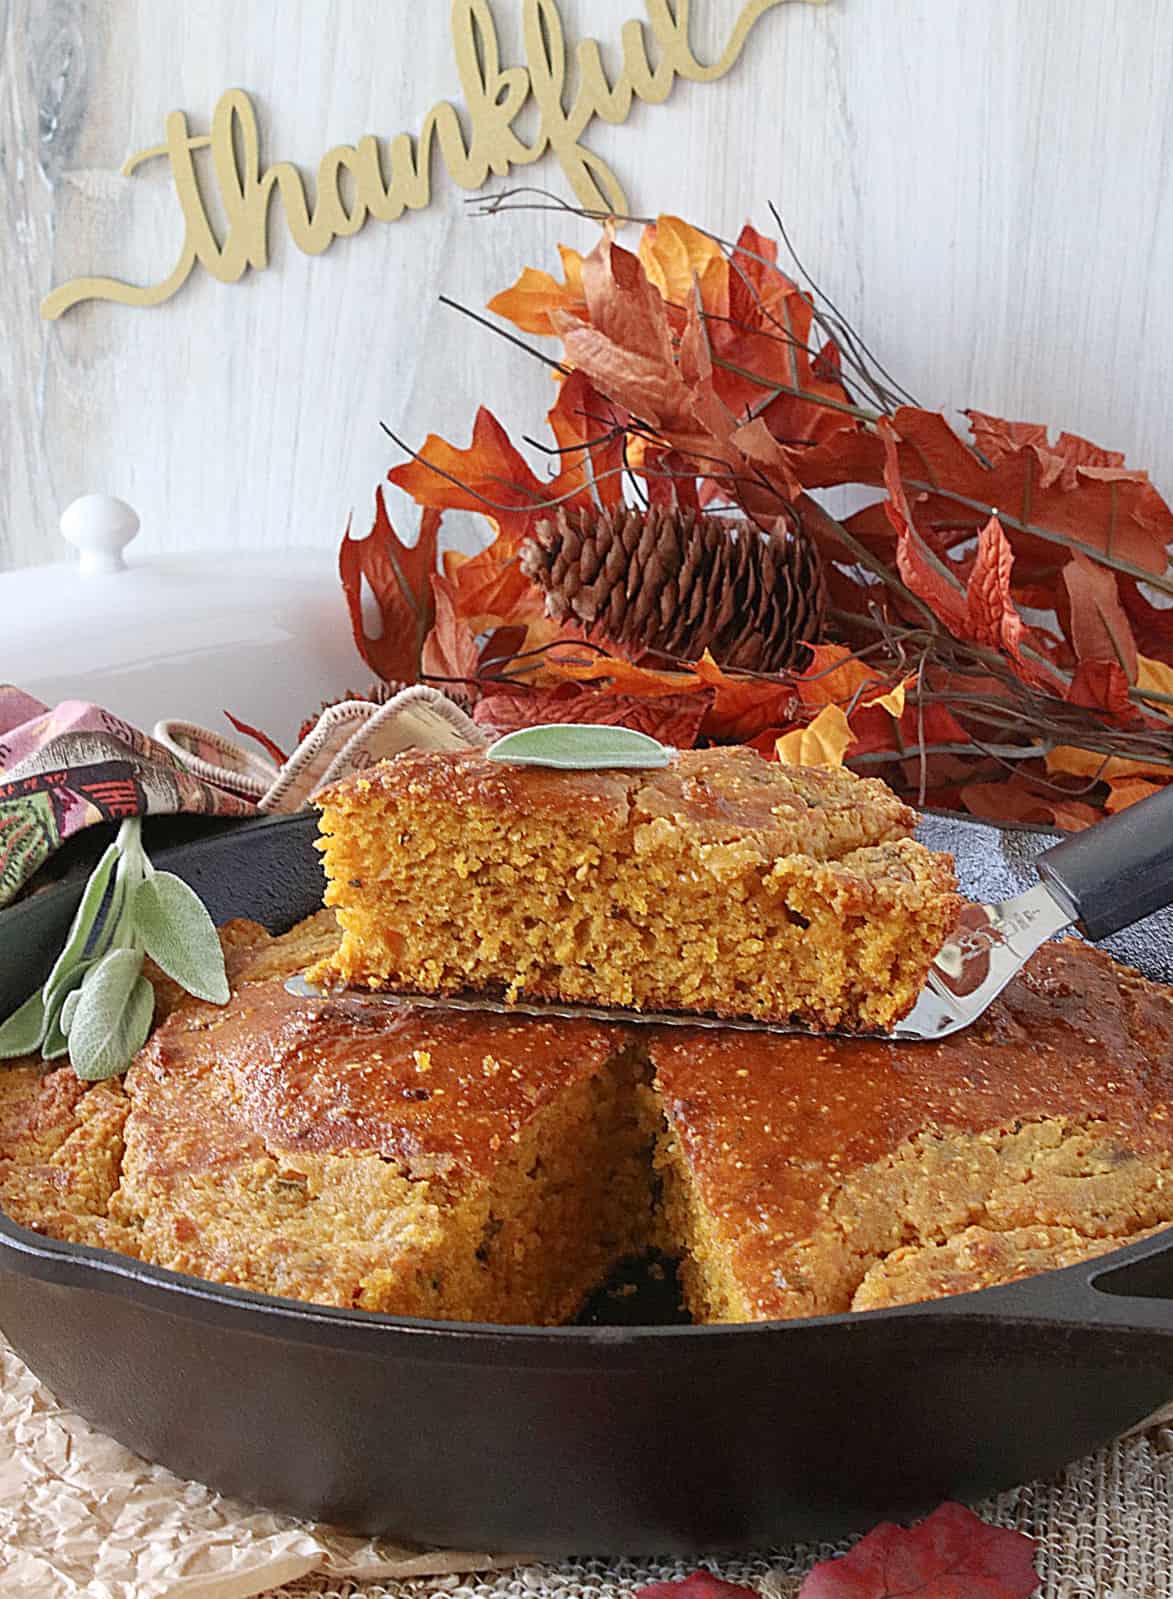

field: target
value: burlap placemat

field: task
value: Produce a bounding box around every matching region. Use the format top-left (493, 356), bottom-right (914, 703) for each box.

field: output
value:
top-left (3, 1327), bottom-right (1171, 1599)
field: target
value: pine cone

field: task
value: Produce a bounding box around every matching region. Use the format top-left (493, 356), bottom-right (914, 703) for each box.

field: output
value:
top-left (520, 505), bottom-right (825, 674)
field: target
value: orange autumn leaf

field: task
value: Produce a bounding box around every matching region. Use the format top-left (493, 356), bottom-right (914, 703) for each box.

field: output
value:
top-left (442, 541), bottom-right (544, 633)
top-left (794, 643), bottom-right (886, 709)
top-left (1105, 777), bottom-right (1166, 812)
top-left (775, 704), bottom-right (853, 767)
top-left (638, 215), bottom-right (730, 316)
top-left (486, 245), bottom-right (586, 335)
top-left (1045, 744), bottom-right (1173, 784)
top-left (338, 488), bottom-right (440, 683)
top-left (421, 572), bottom-right (479, 685)
top-left (1137, 654), bottom-right (1173, 711)
top-left (547, 650), bottom-right (699, 699)
top-left (887, 405), bottom-right (1173, 581)
top-left (693, 652), bottom-right (798, 742)
top-left (388, 406), bottom-right (588, 550)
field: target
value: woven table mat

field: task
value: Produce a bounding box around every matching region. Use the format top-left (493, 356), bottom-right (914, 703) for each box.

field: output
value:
top-left (256, 1428), bottom-right (1173, 1599)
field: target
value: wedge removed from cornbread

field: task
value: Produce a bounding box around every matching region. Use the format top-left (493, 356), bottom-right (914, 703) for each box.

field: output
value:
top-left (311, 746), bottom-right (959, 1031)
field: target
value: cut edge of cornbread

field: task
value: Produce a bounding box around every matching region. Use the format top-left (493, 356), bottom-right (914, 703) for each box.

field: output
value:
top-left (311, 748), bottom-right (960, 1031)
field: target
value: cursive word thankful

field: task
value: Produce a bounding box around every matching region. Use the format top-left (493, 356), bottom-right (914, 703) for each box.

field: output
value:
top-left (40, 0), bottom-right (822, 319)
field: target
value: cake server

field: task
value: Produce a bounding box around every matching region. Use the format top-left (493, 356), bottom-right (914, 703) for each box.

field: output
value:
top-left (286, 782), bottom-right (1173, 1041)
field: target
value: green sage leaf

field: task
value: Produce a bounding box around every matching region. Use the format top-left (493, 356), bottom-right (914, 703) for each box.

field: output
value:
top-left (60, 988), bottom-right (83, 1035)
top-left (134, 872), bottom-right (229, 1004)
top-left (67, 948), bottom-right (148, 1081)
top-left (42, 960), bottom-right (96, 1060)
top-left (0, 991), bottom-right (47, 1059)
top-left (42, 842), bottom-right (120, 1006)
top-left (486, 724), bottom-right (673, 771)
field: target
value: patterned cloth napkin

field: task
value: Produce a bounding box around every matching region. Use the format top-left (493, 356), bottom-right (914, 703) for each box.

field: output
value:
top-left (0, 685), bottom-right (483, 909)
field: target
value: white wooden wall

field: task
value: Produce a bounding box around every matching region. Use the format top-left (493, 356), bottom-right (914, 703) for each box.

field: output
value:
top-left (3, 0), bottom-right (1173, 573)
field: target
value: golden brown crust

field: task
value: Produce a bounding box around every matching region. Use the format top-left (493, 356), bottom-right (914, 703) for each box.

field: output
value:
top-left (651, 939), bottom-right (1173, 1320)
top-left (6, 908), bottom-right (1173, 1325)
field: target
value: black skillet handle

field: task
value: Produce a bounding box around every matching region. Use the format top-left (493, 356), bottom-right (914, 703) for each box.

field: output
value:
top-left (1037, 783), bottom-right (1173, 942)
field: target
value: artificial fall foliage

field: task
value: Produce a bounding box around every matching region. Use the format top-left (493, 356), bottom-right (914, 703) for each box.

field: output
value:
top-left (333, 210), bottom-right (1173, 828)
top-left (632, 1503), bottom-right (1039, 1599)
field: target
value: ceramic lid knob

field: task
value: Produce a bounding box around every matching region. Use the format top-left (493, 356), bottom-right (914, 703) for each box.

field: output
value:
top-left (60, 494), bottom-right (141, 576)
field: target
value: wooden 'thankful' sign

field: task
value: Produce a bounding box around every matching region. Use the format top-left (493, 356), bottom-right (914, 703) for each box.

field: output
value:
top-left (41, 0), bottom-right (822, 319)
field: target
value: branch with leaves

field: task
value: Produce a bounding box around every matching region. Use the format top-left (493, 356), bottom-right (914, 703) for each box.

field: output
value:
top-left (332, 202), bottom-right (1173, 830)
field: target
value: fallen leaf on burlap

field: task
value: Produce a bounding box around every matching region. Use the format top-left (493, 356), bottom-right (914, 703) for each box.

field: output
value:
top-left (635, 1574), bottom-right (759, 1599)
top-left (797, 1500), bottom-right (1040, 1598)
top-left (339, 488), bottom-right (441, 683)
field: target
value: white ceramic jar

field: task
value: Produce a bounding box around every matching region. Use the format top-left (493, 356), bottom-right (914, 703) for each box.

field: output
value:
top-left (3, 497), bottom-right (368, 746)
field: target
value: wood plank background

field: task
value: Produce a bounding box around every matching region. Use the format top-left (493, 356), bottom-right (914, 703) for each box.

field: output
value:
top-left (2, 0), bottom-right (1172, 573)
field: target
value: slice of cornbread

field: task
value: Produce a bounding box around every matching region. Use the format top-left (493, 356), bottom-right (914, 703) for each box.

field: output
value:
top-left (311, 747), bottom-right (960, 1031)
top-left (650, 941), bottom-right (1173, 1321)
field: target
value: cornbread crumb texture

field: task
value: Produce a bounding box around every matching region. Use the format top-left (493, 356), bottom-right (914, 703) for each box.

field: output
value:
top-left (313, 747), bottom-right (960, 1030)
top-left (652, 939), bottom-right (1173, 1321)
top-left (3, 917), bottom-right (1171, 1324)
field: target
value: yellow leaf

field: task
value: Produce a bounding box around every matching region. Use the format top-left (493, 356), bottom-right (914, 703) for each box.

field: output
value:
top-left (864, 677), bottom-right (910, 718)
top-left (775, 705), bottom-right (853, 767)
top-left (1137, 654), bottom-right (1173, 707)
top-left (1046, 745), bottom-right (1173, 782)
top-left (638, 215), bottom-right (730, 315)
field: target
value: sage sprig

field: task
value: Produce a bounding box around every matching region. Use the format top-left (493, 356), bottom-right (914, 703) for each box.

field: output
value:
top-left (0, 818), bottom-right (230, 1081)
top-left (487, 723), bottom-right (674, 770)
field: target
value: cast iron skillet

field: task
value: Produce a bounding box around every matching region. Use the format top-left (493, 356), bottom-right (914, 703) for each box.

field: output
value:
top-left (1, 812), bottom-right (1173, 1555)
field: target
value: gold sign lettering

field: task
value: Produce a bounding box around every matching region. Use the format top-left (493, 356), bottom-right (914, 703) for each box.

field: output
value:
top-left (41, 0), bottom-right (822, 319)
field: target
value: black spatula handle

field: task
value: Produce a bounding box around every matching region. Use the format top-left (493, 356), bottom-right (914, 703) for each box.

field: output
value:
top-left (1037, 782), bottom-right (1173, 941)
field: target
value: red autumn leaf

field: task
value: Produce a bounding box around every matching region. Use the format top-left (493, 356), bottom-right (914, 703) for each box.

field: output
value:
top-left (964, 515), bottom-right (1066, 691)
top-left (1066, 658), bottom-right (1135, 720)
top-left (884, 405), bottom-right (1172, 581)
top-left (1119, 577), bottom-right (1173, 659)
top-left (547, 368), bottom-right (627, 512)
top-left (339, 489), bottom-right (441, 684)
top-left (1060, 554), bottom-right (1139, 680)
top-left (798, 1501), bottom-right (1039, 1599)
top-left (474, 685), bottom-right (711, 746)
top-left (635, 1574), bottom-right (759, 1599)
top-left (421, 572), bottom-right (480, 686)
top-left (960, 776), bottom-right (1102, 834)
top-left (223, 710), bottom-right (288, 767)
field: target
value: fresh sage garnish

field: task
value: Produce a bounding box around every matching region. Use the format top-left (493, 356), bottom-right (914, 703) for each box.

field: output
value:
top-left (134, 872), bottom-right (230, 1004)
top-left (486, 723), bottom-right (673, 771)
top-left (0, 818), bottom-right (229, 1080)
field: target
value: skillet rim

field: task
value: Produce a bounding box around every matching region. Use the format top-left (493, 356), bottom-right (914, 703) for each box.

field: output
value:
top-left (2, 810), bottom-right (1173, 1346)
